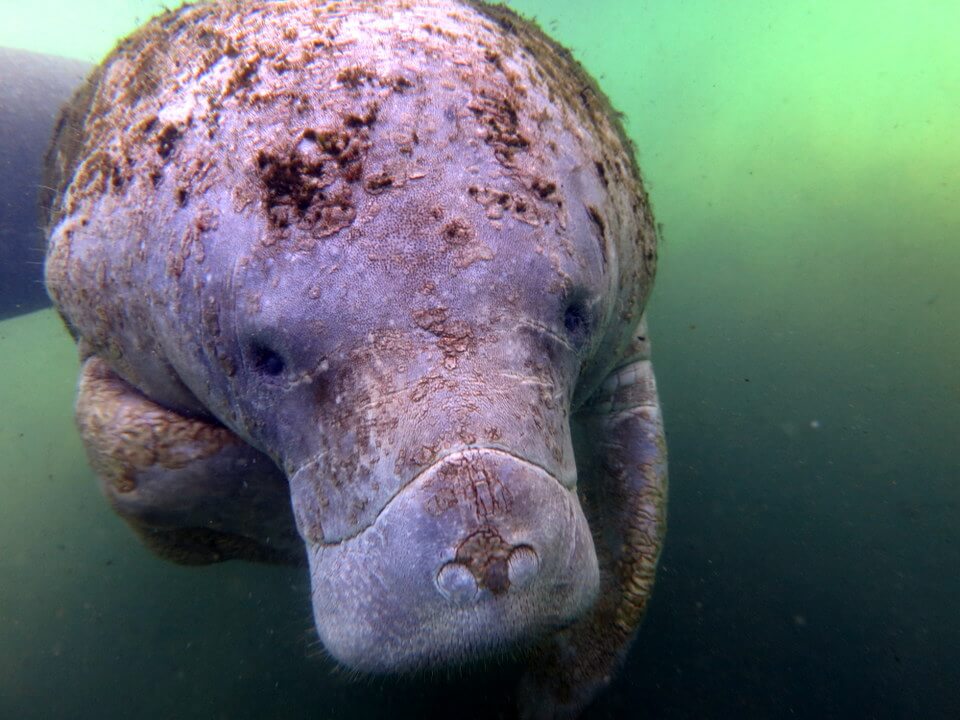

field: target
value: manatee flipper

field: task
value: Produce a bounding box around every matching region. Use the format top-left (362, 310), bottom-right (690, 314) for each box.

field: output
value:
top-left (75, 356), bottom-right (304, 566)
top-left (519, 315), bottom-right (668, 719)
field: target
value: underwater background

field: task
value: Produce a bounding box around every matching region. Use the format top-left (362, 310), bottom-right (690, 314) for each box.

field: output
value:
top-left (1, 0), bottom-right (958, 717)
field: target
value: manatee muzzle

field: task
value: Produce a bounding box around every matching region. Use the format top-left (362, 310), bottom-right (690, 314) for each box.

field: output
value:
top-left (297, 448), bottom-right (599, 671)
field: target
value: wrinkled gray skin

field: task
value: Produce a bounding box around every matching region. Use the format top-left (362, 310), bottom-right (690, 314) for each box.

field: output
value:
top-left (43, 1), bottom-right (667, 717)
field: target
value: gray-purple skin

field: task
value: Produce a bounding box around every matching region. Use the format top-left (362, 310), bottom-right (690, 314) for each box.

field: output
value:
top-left (43, 1), bottom-right (667, 717)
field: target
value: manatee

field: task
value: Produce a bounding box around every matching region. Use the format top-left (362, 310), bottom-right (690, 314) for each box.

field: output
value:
top-left (0, 48), bottom-right (90, 321)
top-left (42, 1), bottom-right (667, 717)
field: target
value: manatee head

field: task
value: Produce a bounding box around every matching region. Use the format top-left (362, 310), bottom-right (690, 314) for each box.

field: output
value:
top-left (44, 0), bottom-right (657, 672)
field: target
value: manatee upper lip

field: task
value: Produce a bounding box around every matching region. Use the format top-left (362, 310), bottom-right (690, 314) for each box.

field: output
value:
top-left (303, 445), bottom-right (571, 547)
top-left (304, 443), bottom-right (599, 673)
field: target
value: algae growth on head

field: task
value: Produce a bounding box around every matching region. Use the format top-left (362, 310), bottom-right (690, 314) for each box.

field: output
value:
top-left (42, 1), bottom-right (665, 716)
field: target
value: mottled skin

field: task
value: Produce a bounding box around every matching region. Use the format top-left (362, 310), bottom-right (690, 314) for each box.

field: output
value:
top-left (43, 1), bottom-right (667, 717)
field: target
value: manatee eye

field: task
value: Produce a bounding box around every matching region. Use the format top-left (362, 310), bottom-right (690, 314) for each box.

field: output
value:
top-left (563, 298), bottom-right (592, 346)
top-left (249, 341), bottom-right (286, 376)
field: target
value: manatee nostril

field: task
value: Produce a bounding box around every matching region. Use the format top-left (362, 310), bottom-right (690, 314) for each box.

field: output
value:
top-left (436, 561), bottom-right (479, 605)
top-left (507, 545), bottom-right (540, 590)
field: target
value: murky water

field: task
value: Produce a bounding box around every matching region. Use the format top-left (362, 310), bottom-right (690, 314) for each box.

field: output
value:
top-left (1, 1), bottom-right (958, 717)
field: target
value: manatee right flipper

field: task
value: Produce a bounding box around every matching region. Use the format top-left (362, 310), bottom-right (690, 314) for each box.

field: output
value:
top-left (75, 355), bottom-right (304, 566)
top-left (520, 316), bottom-right (668, 719)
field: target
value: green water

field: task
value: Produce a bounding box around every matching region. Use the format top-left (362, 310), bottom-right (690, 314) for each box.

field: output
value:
top-left (1, 0), bottom-right (958, 717)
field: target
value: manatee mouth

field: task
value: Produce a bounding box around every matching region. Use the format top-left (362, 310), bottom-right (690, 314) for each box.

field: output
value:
top-left (301, 448), bottom-right (599, 672)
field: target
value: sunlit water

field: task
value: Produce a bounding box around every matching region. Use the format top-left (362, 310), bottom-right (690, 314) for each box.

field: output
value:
top-left (1, 1), bottom-right (958, 717)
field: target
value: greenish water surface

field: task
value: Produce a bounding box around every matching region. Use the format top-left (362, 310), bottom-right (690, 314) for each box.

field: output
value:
top-left (1, 1), bottom-right (958, 718)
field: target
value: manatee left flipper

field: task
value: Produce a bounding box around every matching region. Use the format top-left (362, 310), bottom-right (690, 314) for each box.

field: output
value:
top-left (75, 355), bottom-right (304, 566)
top-left (519, 316), bottom-right (668, 719)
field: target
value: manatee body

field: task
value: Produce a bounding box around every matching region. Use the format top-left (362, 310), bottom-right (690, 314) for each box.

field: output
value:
top-left (44, 1), bottom-right (667, 717)
top-left (0, 48), bottom-right (90, 320)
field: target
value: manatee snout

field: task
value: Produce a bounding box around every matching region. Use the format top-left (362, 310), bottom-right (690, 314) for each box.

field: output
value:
top-left (298, 448), bottom-right (599, 671)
